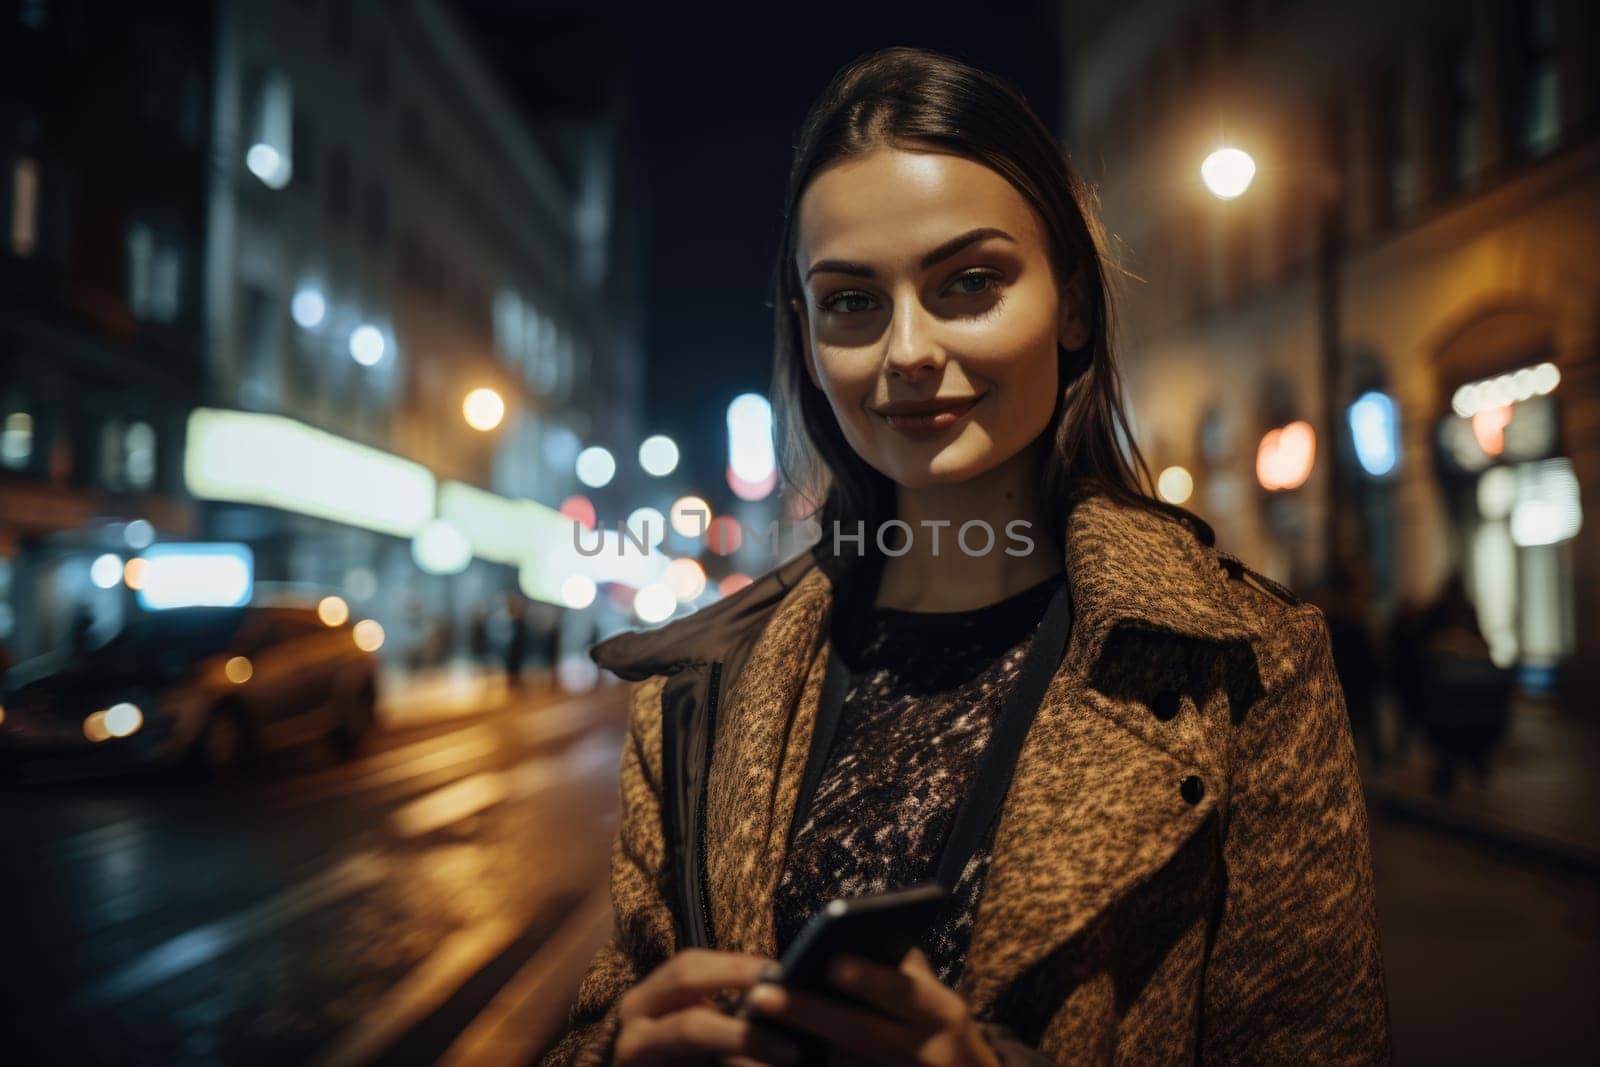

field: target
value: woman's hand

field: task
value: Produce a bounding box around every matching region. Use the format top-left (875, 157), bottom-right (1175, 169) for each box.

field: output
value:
top-left (742, 948), bottom-right (1002, 1067)
top-left (613, 948), bottom-right (803, 1067)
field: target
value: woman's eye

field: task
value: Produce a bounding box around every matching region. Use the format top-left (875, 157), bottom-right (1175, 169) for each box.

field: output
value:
top-left (819, 291), bottom-right (876, 314)
top-left (949, 270), bottom-right (1000, 296)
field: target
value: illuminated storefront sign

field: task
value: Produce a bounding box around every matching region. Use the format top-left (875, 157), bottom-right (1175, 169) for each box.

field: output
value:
top-left (134, 543), bottom-right (254, 610)
top-left (184, 409), bottom-right (434, 538)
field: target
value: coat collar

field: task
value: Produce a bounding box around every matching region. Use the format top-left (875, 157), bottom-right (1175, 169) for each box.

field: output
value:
top-left (590, 489), bottom-right (1256, 680)
top-left (681, 492), bottom-right (1261, 1006)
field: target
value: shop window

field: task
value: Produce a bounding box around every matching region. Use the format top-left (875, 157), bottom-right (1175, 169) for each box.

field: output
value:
top-left (1438, 359), bottom-right (1575, 673)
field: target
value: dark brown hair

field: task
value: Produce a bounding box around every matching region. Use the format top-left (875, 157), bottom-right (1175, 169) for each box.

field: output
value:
top-left (770, 45), bottom-right (1165, 550)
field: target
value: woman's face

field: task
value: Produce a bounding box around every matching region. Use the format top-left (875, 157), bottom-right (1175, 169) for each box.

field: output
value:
top-left (793, 145), bottom-right (1089, 489)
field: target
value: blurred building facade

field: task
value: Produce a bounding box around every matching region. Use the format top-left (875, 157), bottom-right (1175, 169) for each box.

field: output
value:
top-left (0, 0), bottom-right (645, 666)
top-left (0, 1), bottom-right (214, 658)
top-left (1063, 0), bottom-right (1600, 695)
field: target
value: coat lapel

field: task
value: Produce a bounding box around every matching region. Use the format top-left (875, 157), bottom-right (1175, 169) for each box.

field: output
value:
top-left (702, 492), bottom-right (1259, 996)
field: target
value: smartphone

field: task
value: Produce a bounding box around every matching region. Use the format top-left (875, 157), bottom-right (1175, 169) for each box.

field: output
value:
top-left (735, 880), bottom-right (949, 1034)
top-left (773, 881), bottom-right (948, 994)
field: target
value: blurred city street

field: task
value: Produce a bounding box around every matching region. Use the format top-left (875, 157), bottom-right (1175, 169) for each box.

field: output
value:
top-left (3, 0), bottom-right (1599, 1063)
top-left (0, 672), bottom-right (624, 1067)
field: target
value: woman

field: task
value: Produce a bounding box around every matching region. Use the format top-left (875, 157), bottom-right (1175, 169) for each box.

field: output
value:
top-left (544, 46), bottom-right (1390, 1066)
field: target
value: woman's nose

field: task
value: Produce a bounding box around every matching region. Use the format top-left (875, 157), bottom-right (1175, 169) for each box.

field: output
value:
top-left (883, 301), bottom-right (944, 380)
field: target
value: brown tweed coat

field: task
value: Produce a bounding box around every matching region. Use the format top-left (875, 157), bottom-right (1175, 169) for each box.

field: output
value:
top-left (543, 492), bottom-right (1392, 1065)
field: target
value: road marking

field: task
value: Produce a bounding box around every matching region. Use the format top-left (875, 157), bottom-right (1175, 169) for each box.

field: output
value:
top-left (311, 912), bottom-right (523, 1067)
top-left (76, 850), bottom-right (390, 1010)
top-left (438, 885), bottom-right (614, 1067)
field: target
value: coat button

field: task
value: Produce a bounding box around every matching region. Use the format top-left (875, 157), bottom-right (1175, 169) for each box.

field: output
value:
top-left (1180, 775), bottom-right (1205, 805)
top-left (1150, 689), bottom-right (1181, 721)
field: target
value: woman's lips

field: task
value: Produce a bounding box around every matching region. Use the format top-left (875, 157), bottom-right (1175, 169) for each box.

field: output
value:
top-left (879, 395), bottom-right (983, 438)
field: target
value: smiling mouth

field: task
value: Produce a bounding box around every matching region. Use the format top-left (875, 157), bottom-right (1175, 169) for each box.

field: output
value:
top-left (876, 395), bottom-right (985, 436)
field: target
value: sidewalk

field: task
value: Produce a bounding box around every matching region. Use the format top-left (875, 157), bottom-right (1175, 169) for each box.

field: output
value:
top-left (1362, 694), bottom-right (1600, 875)
top-left (377, 661), bottom-right (547, 729)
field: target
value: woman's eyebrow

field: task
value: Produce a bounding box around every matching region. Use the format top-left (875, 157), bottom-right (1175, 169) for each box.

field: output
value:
top-left (804, 226), bottom-right (1016, 281)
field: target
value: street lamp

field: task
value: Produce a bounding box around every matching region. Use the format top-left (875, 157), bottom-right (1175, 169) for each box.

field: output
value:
top-left (1200, 147), bottom-right (1256, 200)
top-left (1202, 143), bottom-right (1350, 566)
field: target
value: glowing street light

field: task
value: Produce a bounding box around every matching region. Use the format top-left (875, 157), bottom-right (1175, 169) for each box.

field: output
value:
top-left (462, 388), bottom-right (505, 432)
top-left (1201, 147), bottom-right (1256, 200)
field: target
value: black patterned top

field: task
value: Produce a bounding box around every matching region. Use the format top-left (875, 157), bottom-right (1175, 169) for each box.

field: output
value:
top-left (772, 570), bottom-right (1067, 989)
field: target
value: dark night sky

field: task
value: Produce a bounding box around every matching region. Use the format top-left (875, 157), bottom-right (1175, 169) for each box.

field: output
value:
top-left (455, 4), bottom-right (1063, 496)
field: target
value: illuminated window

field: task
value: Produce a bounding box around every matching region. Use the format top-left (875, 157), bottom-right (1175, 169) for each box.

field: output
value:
top-left (125, 421), bottom-right (156, 490)
top-left (10, 157), bottom-right (37, 257)
top-left (1, 410), bottom-right (33, 469)
top-left (1374, 64), bottom-right (1415, 226)
top-left (1444, 35), bottom-right (1482, 192)
top-left (126, 223), bottom-right (182, 322)
top-left (1515, 0), bottom-right (1561, 159)
top-left (243, 70), bottom-right (293, 190)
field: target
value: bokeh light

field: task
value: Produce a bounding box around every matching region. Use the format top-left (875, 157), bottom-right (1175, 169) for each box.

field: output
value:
top-left (462, 388), bottom-right (505, 431)
top-left (352, 619), bottom-right (385, 652)
top-left (225, 656), bottom-right (254, 684)
top-left (707, 515), bottom-right (743, 555)
top-left (559, 494), bottom-right (597, 530)
top-left (561, 573), bottom-right (597, 609)
top-left (1157, 466), bottom-right (1194, 504)
top-left (291, 287), bottom-right (326, 328)
top-left (317, 595), bottom-right (350, 627)
top-left (575, 446), bottom-right (616, 488)
top-left (348, 324), bottom-right (385, 366)
top-left (639, 435), bottom-right (680, 477)
top-left (625, 506), bottom-right (666, 549)
top-left (1256, 421), bottom-right (1316, 491)
top-left (90, 553), bottom-right (123, 589)
top-left (633, 583), bottom-right (677, 624)
top-left (664, 558), bottom-right (707, 603)
top-left (718, 573), bottom-right (753, 597)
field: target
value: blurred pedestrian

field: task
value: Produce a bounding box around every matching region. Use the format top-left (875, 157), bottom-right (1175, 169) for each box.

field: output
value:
top-left (542, 604), bottom-right (563, 694)
top-left (468, 603), bottom-right (489, 667)
top-left (1398, 572), bottom-right (1511, 795)
top-left (1317, 559), bottom-right (1384, 768)
top-left (503, 593), bottom-right (528, 689)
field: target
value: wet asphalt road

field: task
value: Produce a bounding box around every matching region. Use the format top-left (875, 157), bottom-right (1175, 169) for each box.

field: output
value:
top-left (1, 675), bottom-right (1593, 1067)
top-left (0, 678), bottom-right (628, 1066)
